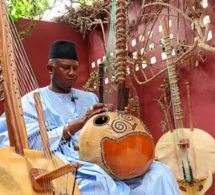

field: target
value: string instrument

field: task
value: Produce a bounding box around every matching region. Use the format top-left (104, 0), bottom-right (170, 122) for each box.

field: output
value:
top-left (155, 19), bottom-right (215, 194)
top-left (0, 0), bottom-right (80, 194)
top-left (78, 0), bottom-right (154, 180)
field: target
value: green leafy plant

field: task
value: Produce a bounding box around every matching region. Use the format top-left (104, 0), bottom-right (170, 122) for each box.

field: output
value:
top-left (6, 0), bottom-right (50, 22)
top-left (78, 0), bottom-right (95, 6)
top-left (6, 0), bottom-right (50, 38)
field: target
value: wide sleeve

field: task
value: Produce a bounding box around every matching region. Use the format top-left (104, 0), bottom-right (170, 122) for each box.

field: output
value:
top-left (0, 113), bottom-right (10, 147)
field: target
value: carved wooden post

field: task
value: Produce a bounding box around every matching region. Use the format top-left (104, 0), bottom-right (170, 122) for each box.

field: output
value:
top-left (115, 0), bottom-right (129, 111)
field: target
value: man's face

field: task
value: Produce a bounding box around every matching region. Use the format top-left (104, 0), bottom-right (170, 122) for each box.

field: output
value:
top-left (48, 58), bottom-right (79, 93)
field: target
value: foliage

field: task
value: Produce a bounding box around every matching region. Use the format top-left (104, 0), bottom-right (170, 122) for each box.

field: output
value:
top-left (83, 71), bottom-right (98, 92)
top-left (78, 0), bottom-right (95, 7)
top-left (6, 0), bottom-right (50, 22)
top-left (18, 21), bottom-right (37, 39)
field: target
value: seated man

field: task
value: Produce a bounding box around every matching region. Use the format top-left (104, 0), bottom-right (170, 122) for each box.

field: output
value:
top-left (0, 40), bottom-right (180, 195)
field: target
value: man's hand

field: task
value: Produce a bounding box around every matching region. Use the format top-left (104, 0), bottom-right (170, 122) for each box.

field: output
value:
top-left (63, 103), bottom-right (107, 139)
top-left (124, 105), bottom-right (131, 114)
top-left (79, 103), bottom-right (107, 125)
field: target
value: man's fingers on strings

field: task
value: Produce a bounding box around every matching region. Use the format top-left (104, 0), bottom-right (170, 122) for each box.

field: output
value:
top-left (90, 103), bottom-right (107, 111)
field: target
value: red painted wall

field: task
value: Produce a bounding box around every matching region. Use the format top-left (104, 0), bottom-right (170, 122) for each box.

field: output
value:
top-left (85, 1), bottom-right (215, 143)
top-left (0, 19), bottom-right (89, 114)
top-left (16, 19), bottom-right (89, 88)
